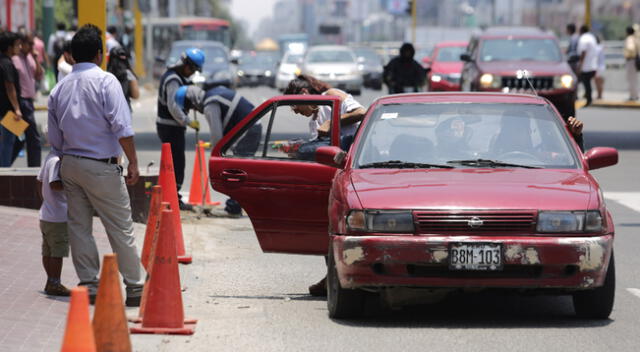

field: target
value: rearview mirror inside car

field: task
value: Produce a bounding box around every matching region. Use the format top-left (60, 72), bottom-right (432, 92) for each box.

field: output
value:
top-left (316, 146), bottom-right (347, 169)
top-left (584, 147), bottom-right (618, 170)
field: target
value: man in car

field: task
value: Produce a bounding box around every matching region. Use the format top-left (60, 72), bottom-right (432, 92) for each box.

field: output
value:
top-left (156, 48), bottom-right (204, 211)
top-left (174, 84), bottom-right (260, 217)
top-left (383, 43), bottom-right (426, 94)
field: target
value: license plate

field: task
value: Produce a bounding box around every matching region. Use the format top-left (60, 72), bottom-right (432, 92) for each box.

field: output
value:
top-left (449, 243), bottom-right (502, 271)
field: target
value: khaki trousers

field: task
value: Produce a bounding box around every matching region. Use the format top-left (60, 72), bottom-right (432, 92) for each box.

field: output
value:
top-left (626, 60), bottom-right (639, 100)
top-left (60, 155), bottom-right (143, 289)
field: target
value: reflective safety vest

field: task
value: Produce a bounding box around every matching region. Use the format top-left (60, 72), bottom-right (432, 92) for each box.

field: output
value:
top-left (156, 69), bottom-right (188, 126)
top-left (204, 86), bottom-right (255, 133)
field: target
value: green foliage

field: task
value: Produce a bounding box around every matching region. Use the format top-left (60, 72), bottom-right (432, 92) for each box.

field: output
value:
top-left (34, 0), bottom-right (75, 32)
top-left (594, 16), bottom-right (631, 40)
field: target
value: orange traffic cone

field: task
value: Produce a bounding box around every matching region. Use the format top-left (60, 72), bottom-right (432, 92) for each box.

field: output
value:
top-left (188, 140), bottom-right (220, 206)
top-left (141, 185), bottom-right (162, 270)
top-left (129, 202), bottom-right (170, 324)
top-left (130, 208), bottom-right (197, 335)
top-left (158, 143), bottom-right (192, 264)
top-left (92, 254), bottom-right (132, 352)
top-left (61, 287), bottom-right (97, 352)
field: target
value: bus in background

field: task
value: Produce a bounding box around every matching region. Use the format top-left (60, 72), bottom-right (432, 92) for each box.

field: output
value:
top-left (144, 17), bottom-right (232, 79)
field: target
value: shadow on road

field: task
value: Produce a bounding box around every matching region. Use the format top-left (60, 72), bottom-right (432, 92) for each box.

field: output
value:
top-left (332, 291), bottom-right (613, 329)
top-left (208, 293), bottom-right (326, 302)
top-left (584, 131), bottom-right (640, 150)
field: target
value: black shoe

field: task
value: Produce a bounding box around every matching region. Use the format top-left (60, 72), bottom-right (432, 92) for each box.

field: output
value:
top-left (125, 295), bottom-right (141, 307)
top-left (44, 282), bottom-right (71, 296)
top-left (179, 200), bottom-right (194, 211)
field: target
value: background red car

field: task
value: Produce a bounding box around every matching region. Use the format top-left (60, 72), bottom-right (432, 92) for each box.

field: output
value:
top-left (427, 41), bottom-right (468, 91)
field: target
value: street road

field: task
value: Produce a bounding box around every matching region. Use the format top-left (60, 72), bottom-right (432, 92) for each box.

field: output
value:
top-left (26, 86), bottom-right (640, 351)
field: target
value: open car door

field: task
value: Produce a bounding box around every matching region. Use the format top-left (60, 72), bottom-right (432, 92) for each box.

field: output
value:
top-left (209, 95), bottom-right (342, 255)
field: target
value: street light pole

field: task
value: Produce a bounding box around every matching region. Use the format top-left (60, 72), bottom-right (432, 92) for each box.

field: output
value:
top-left (411, 0), bottom-right (417, 43)
top-left (585, 0), bottom-right (591, 29)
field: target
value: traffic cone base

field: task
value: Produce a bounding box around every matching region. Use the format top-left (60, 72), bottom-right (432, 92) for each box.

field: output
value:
top-left (129, 319), bottom-right (197, 335)
top-left (178, 255), bottom-right (193, 264)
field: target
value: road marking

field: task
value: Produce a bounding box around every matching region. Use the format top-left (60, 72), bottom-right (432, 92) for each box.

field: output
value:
top-left (605, 192), bottom-right (640, 213)
top-left (627, 288), bottom-right (640, 299)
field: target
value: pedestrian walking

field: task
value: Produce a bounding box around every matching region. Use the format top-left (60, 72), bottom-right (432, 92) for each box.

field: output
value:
top-left (383, 43), bottom-right (426, 94)
top-left (577, 25), bottom-right (598, 106)
top-left (284, 74), bottom-right (366, 297)
top-left (174, 84), bottom-right (259, 217)
top-left (566, 24), bottom-right (580, 74)
top-left (624, 26), bottom-right (639, 101)
top-left (107, 46), bottom-right (139, 110)
top-left (37, 152), bottom-right (70, 296)
top-left (47, 24), bottom-right (144, 306)
top-left (594, 35), bottom-right (605, 100)
top-left (156, 48), bottom-right (203, 211)
top-left (47, 22), bottom-right (66, 80)
top-left (11, 32), bottom-right (43, 166)
top-left (0, 31), bottom-right (23, 167)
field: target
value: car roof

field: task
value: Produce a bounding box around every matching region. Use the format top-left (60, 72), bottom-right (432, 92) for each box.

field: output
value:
top-left (477, 27), bottom-right (555, 39)
top-left (435, 41), bottom-right (468, 48)
top-left (308, 45), bottom-right (353, 51)
top-left (373, 92), bottom-right (549, 106)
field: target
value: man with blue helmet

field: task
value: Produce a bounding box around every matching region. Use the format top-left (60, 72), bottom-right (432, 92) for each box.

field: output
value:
top-left (175, 84), bottom-right (260, 217)
top-left (156, 47), bottom-right (205, 211)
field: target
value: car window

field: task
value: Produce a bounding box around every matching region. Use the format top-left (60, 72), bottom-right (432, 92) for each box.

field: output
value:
top-left (307, 50), bottom-right (355, 63)
top-left (480, 38), bottom-right (562, 62)
top-left (354, 103), bottom-right (579, 169)
top-left (436, 46), bottom-right (466, 62)
top-left (223, 102), bottom-right (335, 162)
top-left (284, 54), bottom-right (303, 64)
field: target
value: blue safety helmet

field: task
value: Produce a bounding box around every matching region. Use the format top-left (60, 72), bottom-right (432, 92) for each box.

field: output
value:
top-left (175, 85), bottom-right (189, 111)
top-left (181, 48), bottom-right (205, 72)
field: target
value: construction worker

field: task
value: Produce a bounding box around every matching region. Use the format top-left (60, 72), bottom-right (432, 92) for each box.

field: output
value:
top-left (156, 48), bottom-right (204, 211)
top-left (175, 84), bottom-right (260, 217)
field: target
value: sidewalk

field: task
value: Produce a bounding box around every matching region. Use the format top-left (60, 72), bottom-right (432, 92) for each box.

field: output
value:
top-left (0, 206), bottom-right (146, 352)
top-left (575, 90), bottom-right (640, 109)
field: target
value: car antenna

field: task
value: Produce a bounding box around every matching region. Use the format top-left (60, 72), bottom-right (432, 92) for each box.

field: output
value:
top-left (517, 69), bottom-right (538, 96)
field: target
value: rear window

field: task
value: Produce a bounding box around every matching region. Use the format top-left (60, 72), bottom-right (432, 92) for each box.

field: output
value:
top-left (307, 50), bottom-right (355, 63)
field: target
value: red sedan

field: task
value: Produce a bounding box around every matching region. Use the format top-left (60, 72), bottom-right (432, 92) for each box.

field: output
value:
top-left (427, 41), bottom-right (468, 91)
top-left (209, 92), bottom-right (618, 319)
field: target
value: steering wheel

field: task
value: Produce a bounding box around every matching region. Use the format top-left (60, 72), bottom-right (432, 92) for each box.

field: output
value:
top-left (497, 151), bottom-right (541, 163)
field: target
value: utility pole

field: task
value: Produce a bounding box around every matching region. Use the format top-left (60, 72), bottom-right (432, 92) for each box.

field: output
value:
top-left (411, 0), bottom-right (417, 43)
top-left (585, 0), bottom-right (591, 29)
top-left (43, 0), bottom-right (54, 51)
top-left (78, 0), bottom-right (107, 69)
top-left (134, 0), bottom-right (146, 79)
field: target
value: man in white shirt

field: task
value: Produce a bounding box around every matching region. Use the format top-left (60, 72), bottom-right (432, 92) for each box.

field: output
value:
top-left (577, 25), bottom-right (598, 106)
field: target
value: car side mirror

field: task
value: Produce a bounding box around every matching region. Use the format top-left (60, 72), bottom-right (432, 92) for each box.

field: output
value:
top-left (316, 146), bottom-right (347, 169)
top-left (584, 147), bottom-right (618, 170)
top-left (460, 53), bottom-right (471, 62)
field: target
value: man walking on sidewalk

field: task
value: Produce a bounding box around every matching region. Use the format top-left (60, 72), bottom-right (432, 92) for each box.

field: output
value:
top-left (577, 25), bottom-right (598, 106)
top-left (47, 24), bottom-right (144, 306)
top-left (624, 26), bottom-right (639, 101)
top-left (11, 32), bottom-right (43, 166)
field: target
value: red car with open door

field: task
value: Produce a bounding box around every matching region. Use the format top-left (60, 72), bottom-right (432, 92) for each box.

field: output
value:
top-left (210, 92), bottom-right (617, 320)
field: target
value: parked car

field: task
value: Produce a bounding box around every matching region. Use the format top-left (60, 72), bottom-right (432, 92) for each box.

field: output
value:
top-left (415, 47), bottom-right (433, 68)
top-left (302, 45), bottom-right (363, 95)
top-left (275, 51), bottom-right (305, 91)
top-left (427, 41), bottom-right (468, 91)
top-left (209, 92), bottom-right (617, 319)
top-left (158, 40), bottom-right (236, 88)
top-left (237, 51), bottom-right (281, 88)
top-left (460, 27), bottom-right (576, 118)
top-left (353, 47), bottom-right (384, 90)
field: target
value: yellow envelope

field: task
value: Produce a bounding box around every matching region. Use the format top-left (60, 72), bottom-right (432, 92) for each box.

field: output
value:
top-left (1, 111), bottom-right (29, 137)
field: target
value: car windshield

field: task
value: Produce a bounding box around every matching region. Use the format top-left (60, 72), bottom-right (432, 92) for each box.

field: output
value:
top-left (307, 50), bottom-right (355, 63)
top-left (284, 53), bottom-right (303, 64)
top-left (355, 103), bottom-right (579, 169)
top-left (480, 38), bottom-right (562, 62)
top-left (354, 48), bottom-right (381, 63)
top-left (167, 45), bottom-right (228, 67)
top-left (241, 52), bottom-right (279, 68)
top-left (436, 46), bottom-right (466, 62)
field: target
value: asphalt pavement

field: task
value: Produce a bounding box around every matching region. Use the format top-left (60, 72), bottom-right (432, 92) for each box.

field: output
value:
top-left (6, 85), bottom-right (640, 351)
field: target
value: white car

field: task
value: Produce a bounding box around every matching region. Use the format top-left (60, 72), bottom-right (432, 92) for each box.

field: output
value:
top-left (302, 45), bottom-right (363, 95)
top-left (275, 51), bottom-right (304, 91)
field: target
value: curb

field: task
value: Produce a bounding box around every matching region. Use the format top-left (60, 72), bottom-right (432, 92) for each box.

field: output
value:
top-left (576, 100), bottom-right (640, 109)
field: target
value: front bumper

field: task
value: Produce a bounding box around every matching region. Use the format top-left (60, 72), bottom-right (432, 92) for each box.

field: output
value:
top-left (332, 234), bottom-right (613, 290)
top-left (314, 75), bottom-right (362, 91)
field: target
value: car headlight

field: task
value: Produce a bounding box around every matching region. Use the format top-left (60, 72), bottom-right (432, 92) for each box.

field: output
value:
top-left (431, 74), bottom-right (442, 82)
top-left (236, 70), bottom-right (244, 77)
top-left (357, 64), bottom-right (365, 71)
top-left (480, 73), bottom-right (499, 88)
top-left (554, 74), bottom-right (574, 89)
top-left (214, 70), bottom-right (232, 80)
top-left (346, 210), bottom-right (415, 233)
top-left (537, 210), bottom-right (603, 233)
top-left (265, 70), bottom-right (272, 77)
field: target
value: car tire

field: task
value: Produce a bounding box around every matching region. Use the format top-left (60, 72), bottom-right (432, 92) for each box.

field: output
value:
top-left (327, 241), bottom-right (364, 319)
top-left (572, 253), bottom-right (615, 319)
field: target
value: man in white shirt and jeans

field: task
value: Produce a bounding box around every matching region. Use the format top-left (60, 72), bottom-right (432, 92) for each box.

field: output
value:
top-left (577, 25), bottom-right (599, 106)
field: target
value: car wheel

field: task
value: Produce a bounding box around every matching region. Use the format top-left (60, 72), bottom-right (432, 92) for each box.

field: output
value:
top-left (327, 242), bottom-right (364, 319)
top-left (572, 253), bottom-right (615, 319)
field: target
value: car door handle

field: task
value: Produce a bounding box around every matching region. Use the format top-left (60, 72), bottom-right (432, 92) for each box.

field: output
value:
top-left (221, 169), bottom-right (248, 182)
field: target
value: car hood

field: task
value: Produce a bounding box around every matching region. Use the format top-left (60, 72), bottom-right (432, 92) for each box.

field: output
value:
top-left (350, 168), bottom-right (592, 210)
top-left (305, 63), bottom-right (357, 74)
top-left (430, 61), bottom-right (463, 74)
top-left (477, 61), bottom-right (571, 76)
